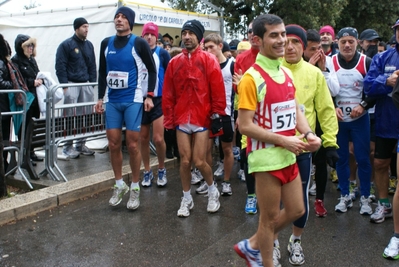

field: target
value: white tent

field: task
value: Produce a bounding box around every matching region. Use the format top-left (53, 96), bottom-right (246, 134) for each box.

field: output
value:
top-left (0, 0), bottom-right (221, 81)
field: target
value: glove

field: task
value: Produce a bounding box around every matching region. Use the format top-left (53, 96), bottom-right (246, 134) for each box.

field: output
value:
top-left (211, 117), bottom-right (224, 136)
top-left (325, 147), bottom-right (339, 169)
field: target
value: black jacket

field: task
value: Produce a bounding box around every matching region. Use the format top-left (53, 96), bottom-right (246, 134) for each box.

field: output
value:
top-left (0, 59), bottom-right (12, 112)
top-left (55, 34), bottom-right (96, 84)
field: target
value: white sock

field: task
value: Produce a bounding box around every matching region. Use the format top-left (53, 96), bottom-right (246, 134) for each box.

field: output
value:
top-left (115, 179), bottom-right (124, 188)
top-left (291, 234), bottom-right (301, 241)
top-left (208, 182), bottom-right (216, 192)
top-left (274, 239), bottom-right (280, 248)
top-left (183, 190), bottom-right (192, 200)
top-left (131, 182), bottom-right (140, 190)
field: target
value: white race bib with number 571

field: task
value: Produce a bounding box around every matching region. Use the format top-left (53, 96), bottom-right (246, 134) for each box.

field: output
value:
top-left (107, 71), bottom-right (129, 89)
top-left (271, 99), bottom-right (296, 132)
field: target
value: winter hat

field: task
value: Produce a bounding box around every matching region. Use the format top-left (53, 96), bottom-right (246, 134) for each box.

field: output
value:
top-left (222, 41), bottom-right (230, 53)
top-left (142, 22), bottom-right (158, 37)
top-left (359, 29), bottom-right (381, 41)
top-left (181, 20), bottom-right (205, 43)
top-left (286, 24), bottom-right (307, 49)
top-left (115, 6), bottom-right (135, 30)
top-left (337, 27), bottom-right (358, 39)
top-left (319, 25), bottom-right (335, 39)
top-left (73, 17), bottom-right (88, 30)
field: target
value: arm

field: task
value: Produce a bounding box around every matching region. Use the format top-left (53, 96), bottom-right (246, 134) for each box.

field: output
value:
top-left (55, 40), bottom-right (69, 84)
top-left (0, 61), bottom-right (13, 89)
top-left (209, 56), bottom-right (226, 116)
top-left (136, 38), bottom-right (156, 111)
top-left (364, 52), bottom-right (395, 96)
top-left (88, 42), bottom-right (97, 83)
top-left (295, 100), bottom-right (322, 152)
top-left (162, 60), bottom-right (175, 129)
top-left (160, 49), bottom-right (171, 70)
top-left (95, 38), bottom-right (109, 114)
top-left (324, 56), bottom-right (340, 97)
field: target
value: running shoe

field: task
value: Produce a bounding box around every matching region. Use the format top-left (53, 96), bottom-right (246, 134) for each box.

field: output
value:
top-left (349, 182), bottom-right (359, 201)
top-left (330, 168), bottom-right (338, 183)
top-left (191, 168), bottom-right (203, 185)
top-left (214, 161), bottom-right (224, 176)
top-left (314, 199), bottom-right (327, 217)
top-left (196, 181), bottom-right (209, 195)
top-left (245, 195), bottom-right (258, 214)
top-left (287, 238), bottom-right (305, 265)
top-left (359, 195), bottom-right (372, 215)
top-left (273, 245), bottom-right (281, 267)
top-left (207, 188), bottom-right (220, 213)
top-left (335, 195), bottom-right (353, 213)
top-left (389, 176), bottom-right (397, 195)
top-left (233, 146), bottom-right (240, 160)
top-left (141, 170), bottom-right (153, 187)
top-left (62, 145), bottom-right (80, 159)
top-left (308, 182), bottom-right (316, 196)
top-left (157, 168), bottom-right (167, 187)
top-left (75, 144), bottom-right (95, 156)
top-left (177, 197), bottom-right (194, 217)
top-left (238, 169), bottom-right (246, 182)
top-left (233, 239), bottom-right (263, 267)
top-left (370, 202), bottom-right (393, 223)
top-left (383, 236), bottom-right (399, 260)
top-left (221, 182), bottom-right (232, 196)
top-left (126, 188), bottom-right (140, 210)
top-left (109, 181), bottom-right (129, 206)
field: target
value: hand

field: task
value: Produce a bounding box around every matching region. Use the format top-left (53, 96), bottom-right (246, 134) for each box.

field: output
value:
top-left (335, 107), bottom-right (344, 121)
top-left (350, 105), bottom-right (364, 118)
top-left (144, 97), bottom-right (154, 112)
top-left (304, 133), bottom-right (322, 152)
top-left (233, 69), bottom-right (243, 86)
top-left (308, 51), bottom-right (321, 66)
top-left (325, 147), bottom-right (339, 168)
top-left (316, 50), bottom-right (327, 71)
top-left (387, 70), bottom-right (399, 87)
top-left (95, 100), bottom-right (104, 114)
top-left (34, 79), bottom-right (43, 87)
top-left (282, 134), bottom-right (307, 155)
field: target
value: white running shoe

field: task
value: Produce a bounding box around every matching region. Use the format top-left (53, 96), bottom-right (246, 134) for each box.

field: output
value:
top-left (383, 236), bottom-right (399, 259)
top-left (157, 168), bottom-right (167, 187)
top-left (191, 169), bottom-right (203, 185)
top-left (335, 195), bottom-right (353, 213)
top-left (359, 195), bottom-right (372, 215)
top-left (109, 182), bottom-right (129, 206)
top-left (177, 197), bottom-right (194, 217)
top-left (287, 238), bottom-right (305, 265)
top-left (126, 188), bottom-right (140, 210)
top-left (309, 182), bottom-right (316, 196)
top-left (207, 188), bottom-right (220, 212)
top-left (237, 169), bottom-right (245, 182)
top-left (221, 182), bottom-right (232, 196)
top-left (214, 161), bottom-right (224, 176)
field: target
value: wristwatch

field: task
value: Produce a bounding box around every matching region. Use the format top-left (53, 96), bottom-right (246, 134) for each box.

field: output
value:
top-left (359, 100), bottom-right (367, 109)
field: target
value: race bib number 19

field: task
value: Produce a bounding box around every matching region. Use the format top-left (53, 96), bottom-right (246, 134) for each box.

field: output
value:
top-left (107, 71), bottom-right (129, 89)
top-left (271, 99), bottom-right (296, 132)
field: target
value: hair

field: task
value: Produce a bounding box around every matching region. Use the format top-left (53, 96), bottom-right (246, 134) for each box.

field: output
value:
top-left (379, 41), bottom-right (387, 47)
top-left (204, 33), bottom-right (223, 45)
top-left (0, 34), bottom-right (10, 62)
top-left (306, 29), bottom-right (320, 43)
top-left (252, 14), bottom-right (284, 39)
top-left (169, 47), bottom-right (183, 58)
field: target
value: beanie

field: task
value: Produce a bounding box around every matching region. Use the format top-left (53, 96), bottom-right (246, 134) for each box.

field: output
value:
top-left (142, 22), bottom-right (158, 37)
top-left (73, 17), bottom-right (88, 30)
top-left (222, 41), bottom-right (230, 53)
top-left (286, 24), bottom-right (307, 49)
top-left (337, 27), bottom-right (358, 39)
top-left (319, 25), bottom-right (335, 39)
top-left (181, 20), bottom-right (205, 43)
top-left (115, 6), bottom-right (135, 30)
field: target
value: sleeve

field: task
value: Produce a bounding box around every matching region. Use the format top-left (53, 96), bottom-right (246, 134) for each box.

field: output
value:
top-left (314, 71), bottom-right (338, 148)
top-left (88, 42), bottom-right (97, 83)
top-left (364, 52), bottom-right (391, 96)
top-left (160, 49), bottom-right (171, 70)
top-left (324, 57), bottom-right (340, 97)
top-left (55, 40), bottom-right (69, 84)
top-left (97, 38), bottom-right (110, 100)
top-left (135, 37), bottom-right (157, 96)
top-left (0, 62), bottom-right (13, 89)
top-left (162, 59), bottom-right (175, 129)
top-left (208, 56), bottom-right (226, 116)
top-left (238, 73), bottom-right (257, 111)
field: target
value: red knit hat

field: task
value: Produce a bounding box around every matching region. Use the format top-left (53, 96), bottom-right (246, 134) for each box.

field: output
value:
top-left (319, 25), bottom-right (335, 39)
top-left (142, 22), bottom-right (158, 37)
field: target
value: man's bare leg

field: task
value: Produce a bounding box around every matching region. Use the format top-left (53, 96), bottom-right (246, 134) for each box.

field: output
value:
top-left (126, 130), bottom-right (141, 183)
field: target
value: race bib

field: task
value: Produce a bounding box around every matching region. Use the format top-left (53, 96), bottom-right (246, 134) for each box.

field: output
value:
top-left (271, 99), bottom-right (296, 132)
top-left (107, 71), bottom-right (129, 89)
top-left (336, 97), bottom-right (360, 121)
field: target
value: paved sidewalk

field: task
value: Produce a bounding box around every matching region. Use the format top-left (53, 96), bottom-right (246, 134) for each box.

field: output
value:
top-left (0, 161), bottom-right (398, 266)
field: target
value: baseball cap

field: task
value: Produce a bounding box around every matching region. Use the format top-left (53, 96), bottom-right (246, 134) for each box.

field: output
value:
top-left (359, 29), bottom-right (381, 41)
top-left (392, 19), bottom-right (399, 29)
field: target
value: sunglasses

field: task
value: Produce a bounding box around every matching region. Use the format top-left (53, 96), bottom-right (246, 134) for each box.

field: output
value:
top-left (247, 29), bottom-right (253, 34)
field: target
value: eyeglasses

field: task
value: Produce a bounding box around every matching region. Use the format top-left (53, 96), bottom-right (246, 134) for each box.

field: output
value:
top-left (28, 44), bottom-right (34, 48)
top-left (247, 29), bottom-right (253, 34)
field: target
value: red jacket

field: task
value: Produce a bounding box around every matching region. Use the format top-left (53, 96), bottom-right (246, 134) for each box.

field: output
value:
top-left (162, 46), bottom-right (226, 129)
top-left (234, 47), bottom-right (259, 76)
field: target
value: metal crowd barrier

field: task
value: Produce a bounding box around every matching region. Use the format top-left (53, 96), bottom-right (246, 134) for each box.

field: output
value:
top-left (0, 89), bottom-right (33, 189)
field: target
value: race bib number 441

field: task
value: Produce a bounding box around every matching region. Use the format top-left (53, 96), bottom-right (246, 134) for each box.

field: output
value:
top-left (107, 71), bottom-right (129, 89)
top-left (271, 99), bottom-right (296, 132)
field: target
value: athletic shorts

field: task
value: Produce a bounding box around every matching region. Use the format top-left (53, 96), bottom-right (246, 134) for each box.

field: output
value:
top-left (219, 115), bottom-right (234, 143)
top-left (375, 137), bottom-right (398, 159)
top-left (267, 163), bottom-right (299, 185)
top-left (105, 102), bottom-right (143, 131)
top-left (141, 97), bottom-right (163, 125)
top-left (176, 123), bottom-right (207, 134)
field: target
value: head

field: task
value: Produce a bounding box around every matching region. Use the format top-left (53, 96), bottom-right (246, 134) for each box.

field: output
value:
top-left (319, 25), bottom-right (335, 49)
top-left (164, 42), bottom-right (172, 51)
top-left (181, 20), bottom-right (205, 52)
top-left (237, 41), bottom-right (251, 55)
top-left (229, 39), bottom-right (239, 58)
top-left (203, 33), bottom-right (223, 58)
top-left (247, 21), bottom-right (257, 48)
top-left (221, 41), bottom-right (231, 58)
top-left (14, 34), bottom-right (36, 58)
top-left (114, 7), bottom-right (135, 36)
top-left (392, 19), bottom-right (399, 46)
top-left (359, 29), bottom-right (380, 53)
top-left (252, 14), bottom-right (285, 60)
top-left (142, 22), bottom-right (158, 49)
top-left (389, 35), bottom-right (397, 48)
top-left (0, 34), bottom-right (10, 62)
top-left (73, 17), bottom-right (89, 40)
top-left (162, 33), bottom-right (173, 45)
top-left (378, 41), bottom-right (387, 53)
top-left (284, 24), bottom-right (307, 64)
top-left (169, 47), bottom-right (183, 58)
top-left (303, 29), bottom-right (321, 61)
top-left (337, 27), bottom-right (358, 61)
